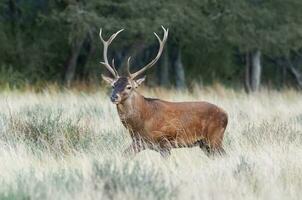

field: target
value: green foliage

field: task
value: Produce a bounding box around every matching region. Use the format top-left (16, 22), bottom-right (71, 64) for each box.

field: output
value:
top-left (0, 168), bottom-right (84, 200)
top-left (0, 0), bottom-right (302, 87)
top-left (93, 161), bottom-right (176, 200)
top-left (6, 104), bottom-right (92, 154)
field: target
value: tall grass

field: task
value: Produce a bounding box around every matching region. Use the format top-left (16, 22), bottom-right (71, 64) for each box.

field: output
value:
top-left (0, 87), bottom-right (301, 200)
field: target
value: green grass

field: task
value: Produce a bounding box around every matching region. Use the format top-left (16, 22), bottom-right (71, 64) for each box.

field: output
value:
top-left (0, 87), bottom-right (301, 199)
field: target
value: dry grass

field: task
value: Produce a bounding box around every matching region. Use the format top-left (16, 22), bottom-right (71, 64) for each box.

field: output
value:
top-left (0, 87), bottom-right (302, 200)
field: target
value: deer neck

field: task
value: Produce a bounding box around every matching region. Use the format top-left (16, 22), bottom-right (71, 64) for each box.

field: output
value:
top-left (116, 90), bottom-right (146, 121)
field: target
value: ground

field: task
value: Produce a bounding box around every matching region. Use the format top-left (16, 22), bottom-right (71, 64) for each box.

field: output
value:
top-left (0, 85), bottom-right (301, 200)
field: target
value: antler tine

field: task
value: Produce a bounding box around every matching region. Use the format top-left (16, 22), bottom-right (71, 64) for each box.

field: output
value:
top-left (129, 26), bottom-right (169, 79)
top-left (111, 58), bottom-right (119, 76)
top-left (126, 57), bottom-right (132, 76)
top-left (99, 28), bottom-right (124, 78)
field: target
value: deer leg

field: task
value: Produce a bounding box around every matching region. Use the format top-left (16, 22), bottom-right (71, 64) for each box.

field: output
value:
top-left (197, 139), bottom-right (212, 156)
top-left (156, 137), bottom-right (173, 158)
top-left (207, 127), bottom-right (226, 156)
top-left (210, 143), bottom-right (226, 156)
top-left (159, 148), bottom-right (171, 158)
top-left (147, 143), bottom-right (171, 158)
top-left (122, 140), bottom-right (145, 157)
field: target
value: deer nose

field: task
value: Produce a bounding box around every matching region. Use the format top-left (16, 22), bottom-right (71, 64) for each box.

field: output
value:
top-left (110, 94), bottom-right (119, 102)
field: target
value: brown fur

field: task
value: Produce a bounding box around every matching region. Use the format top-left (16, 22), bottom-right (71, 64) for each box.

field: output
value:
top-left (117, 90), bottom-right (228, 157)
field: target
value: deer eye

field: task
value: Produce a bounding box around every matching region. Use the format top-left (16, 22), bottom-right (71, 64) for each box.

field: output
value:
top-left (126, 85), bottom-right (132, 90)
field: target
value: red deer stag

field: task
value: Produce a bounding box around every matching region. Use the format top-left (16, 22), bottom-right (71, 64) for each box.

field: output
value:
top-left (100, 26), bottom-right (228, 157)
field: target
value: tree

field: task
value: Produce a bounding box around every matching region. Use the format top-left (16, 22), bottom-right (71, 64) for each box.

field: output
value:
top-left (245, 50), bottom-right (261, 92)
top-left (220, 0), bottom-right (302, 91)
top-left (1, 0), bottom-right (302, 90)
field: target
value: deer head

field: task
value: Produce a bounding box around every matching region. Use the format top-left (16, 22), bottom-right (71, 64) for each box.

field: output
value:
top-left (100, 26), bottom-right (168, 104)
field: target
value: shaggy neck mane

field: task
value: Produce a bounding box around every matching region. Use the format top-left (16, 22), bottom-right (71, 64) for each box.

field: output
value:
top-left (116, 90), bottom-right (148, 120)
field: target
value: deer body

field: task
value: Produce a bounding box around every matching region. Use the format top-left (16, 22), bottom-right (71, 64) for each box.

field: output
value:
top-left (99, 26), bottom-right (228, 157)
top-left (117, 90), bottom-right (227, 155)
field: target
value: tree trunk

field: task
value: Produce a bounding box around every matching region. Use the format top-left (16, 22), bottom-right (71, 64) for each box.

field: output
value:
top-left (64, 39), bottom-right (84, 86)
top-left (158, 48), bottom-right (170, 87)
top-left (275, 58), bottom-right (287, 88)
top-left (273, 57), bottom-right (302, 89)
top-left (82, 39), bottom-right (96, 80)
top-left (244, 49), bottom-right (262, 93)
top-left (244, 52), bottom-right (251, 92)
top-left (287, 61), bottom-right (302, 89)
top-left (281, 64), bottom-right (287, 87)
top-left (8, 0), bottom-right (18, 34)
top-left (289, 55), bottom-right (302, 89)
top-left (250, 50), bottom-right (261, 91)
top-left (174, 47), bottom-right (186, 89)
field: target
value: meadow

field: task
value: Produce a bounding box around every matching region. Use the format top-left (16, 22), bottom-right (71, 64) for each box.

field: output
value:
top-left (0, 86), bottom-right (301, 200)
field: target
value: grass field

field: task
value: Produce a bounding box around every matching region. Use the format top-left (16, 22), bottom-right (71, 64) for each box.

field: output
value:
top-left (0, 86), bottom-right (302, 200)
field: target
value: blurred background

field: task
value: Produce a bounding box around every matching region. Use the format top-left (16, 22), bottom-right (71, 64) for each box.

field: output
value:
top-left (1, 0), bottom-right (302, 92)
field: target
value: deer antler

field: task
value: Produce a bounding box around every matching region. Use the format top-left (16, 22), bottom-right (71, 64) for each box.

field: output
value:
top-left (99, 28), bottom-right (124, 78)
top-left (127, 26), bottom-right (169, 79)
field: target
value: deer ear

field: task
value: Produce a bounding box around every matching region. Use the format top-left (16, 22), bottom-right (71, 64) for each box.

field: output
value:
top-left (134, 76), bottom-right (146, 88)
top-left (101, 74), bottom-right (114, 85)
